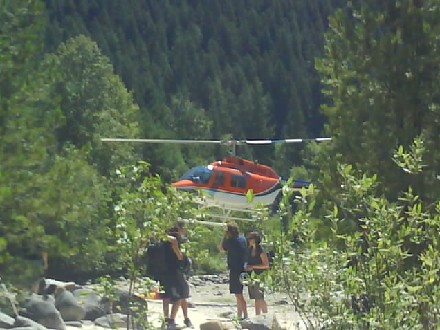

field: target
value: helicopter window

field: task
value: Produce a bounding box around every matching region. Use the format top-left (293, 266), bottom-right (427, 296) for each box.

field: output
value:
top-left (231, 174), bottom-right (246, 189)
top-left (214, 172), bottom-right (224, 186)
top-left (179, 166), bottom-right (212, 184)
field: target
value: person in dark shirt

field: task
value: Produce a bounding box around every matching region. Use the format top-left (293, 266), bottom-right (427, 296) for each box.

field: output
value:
top-left (219, 222), bottom-right (248, 320)
top-left (161, 221), bottom-right (193, 329)
top-left (244, 231), bottom-right (269, 315)
top-left (159, 226), bottom-right (191, 330)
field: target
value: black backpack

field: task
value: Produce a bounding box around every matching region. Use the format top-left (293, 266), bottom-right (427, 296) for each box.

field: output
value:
top-left (143, 242), bottom-right (168, 280)
top-left (266, 250), bottom-right (275, 268)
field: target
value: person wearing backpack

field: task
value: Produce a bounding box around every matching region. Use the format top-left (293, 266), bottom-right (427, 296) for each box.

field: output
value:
top-left (244, 231), bottom-right (269, 315)
top-left (161, 221), bottom-right (193, 329)
top-left (159, 225), bottom-right (192, 330)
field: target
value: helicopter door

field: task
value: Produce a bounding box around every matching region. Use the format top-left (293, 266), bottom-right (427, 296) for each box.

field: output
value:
top-left (212, 171), bottom-right (225, 188)
top-left (230, 173), bottom-right (247, 193)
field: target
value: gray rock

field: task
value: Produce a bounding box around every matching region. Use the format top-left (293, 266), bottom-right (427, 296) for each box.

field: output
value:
top-left (21, 294), bottom-right (65, 330)
top-left (14, 315), bottom-right (48, 330)
top-left (64, 321), bottom-right (83, 327)
top-left (200, 320), bottom-right (223, 330)
top-left (240, 313), bottom-right (274, 330)
top-left (44, 279), bottom-right (78, 292)
top-left (73, 288), bottom-right (105, 321)
top-left (0, 311), bottom-right (15, 328)
top-left (113, 288), bottom-right (147, 315)
top-left (55, 288), bottom-right (85, 322)
top-left (94, 313), bottom-right (127, 329)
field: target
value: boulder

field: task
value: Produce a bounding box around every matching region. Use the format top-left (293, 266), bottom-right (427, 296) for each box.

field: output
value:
top-left (240, 313), bottom-right (275, 330)
top-left (94, 313), bottom-right (127, 329)
top-left (0, 311), bottom-right (15, 328)
top-left (14, 315), bottom-right (48, 330)
top-left (73, 288), bottom-right (105, 321)
top-left (54, 287), bottom-right (85, 322)
top-left (113, 288), bottom-right (148, 315)
top-left (21, 294), bottom-right (65, 330)
top-left (200, 320), bottom-right (223, 330)
top-left (64, 321), bottom-right (83, 327)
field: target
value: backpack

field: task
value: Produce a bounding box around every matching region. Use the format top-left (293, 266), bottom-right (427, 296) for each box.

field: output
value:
top-left (266, 250), bottom-right (275, 268)
top-left (143, 242), bottom-right (168, 280)
top-left (179, 254), bottom-right (192, 276)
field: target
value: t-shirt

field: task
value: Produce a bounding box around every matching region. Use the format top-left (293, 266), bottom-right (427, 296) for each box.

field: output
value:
top-left (246, 245), bottom-right (265, 275)
top-left (222, 235), bottom-right (247, 272)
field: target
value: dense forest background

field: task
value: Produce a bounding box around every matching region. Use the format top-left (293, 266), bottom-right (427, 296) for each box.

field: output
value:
top-left (2, 0), bottom-right (440, 296)
top-left (43, 0), bottom-right (344, 178)
top-left (1, 0), bottom-right (343, 282)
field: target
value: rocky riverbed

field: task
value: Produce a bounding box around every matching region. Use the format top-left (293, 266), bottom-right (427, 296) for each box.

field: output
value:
top-left (0, 275), bottom-right (308, 330)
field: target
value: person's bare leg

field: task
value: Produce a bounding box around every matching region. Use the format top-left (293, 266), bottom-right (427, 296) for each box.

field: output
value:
top-left (162, 298), bottom-right (170, 319)
top-left (235, 294), bottom-right (248, 319)
top-left (255, 299), bottom-right (261, 315)
top-left (261, 299), bottom-right (268, 314)
top-left (170, 299), bottom-right (182, 321)
top-left (254, 299), bottom-right (268, 315)
top-left (180, 299), bottom-right (188, 319)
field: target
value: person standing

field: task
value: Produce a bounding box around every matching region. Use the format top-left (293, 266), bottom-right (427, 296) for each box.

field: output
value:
top-left (244, 231), bottom-right (269, 315)
top-left (161, 221), bottom-right (193, 329)
top-left (219, 222), bottom-right (248, 320)
top-left (154, 226), bottom-right (191, 330)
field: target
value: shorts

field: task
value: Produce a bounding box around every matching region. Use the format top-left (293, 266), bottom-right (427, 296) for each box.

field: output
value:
top-left (248, 283), bottom-right (264, 300)
top-left (229, 270), bottom-right (244, 294)
top-left (159, 271), bottom-right (190, 302)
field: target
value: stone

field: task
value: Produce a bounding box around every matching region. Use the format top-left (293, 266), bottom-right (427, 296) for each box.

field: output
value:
top-left (73, 288), bottom-right (105, 321)
top-left (55, 287), bottom-right (85, 322)
top-left (200, 320), bottom-right (223, 330)
top-left (240, 313), bottom-right (274, 330)
top-left (22, 294), bottom-right (66, 330)
top-left (94, 313), bottom-right (127, 329)
top-left (0, 311), bottom-right (15, 328)
top-left (14, 315), bottom-right (49, 330)
top-left (64, 320), bottom-right (83, 327)
top-left (44, 279), bottom-right (78, 292)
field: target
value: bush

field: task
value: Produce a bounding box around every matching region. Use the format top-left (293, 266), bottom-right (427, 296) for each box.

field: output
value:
top-left (265, 160), bottom-right (440, 329)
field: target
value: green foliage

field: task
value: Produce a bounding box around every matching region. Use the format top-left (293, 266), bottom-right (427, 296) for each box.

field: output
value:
top-left (42, 35), bottom-right (141, 176)
top-left (43, 0), bottom-right (341, 173)
top-left (316, 1), bottom-right (440, 202)
top-left (104, 162), bottom-right (210, 326)
top-left (0, 0), bottom-right (60, 286)
top-left (185, 225), bottom-right (227, 275)
top-left (266, 141), bottom-right (440, 329)
top-left (0, 1), bottom-right (142, 284)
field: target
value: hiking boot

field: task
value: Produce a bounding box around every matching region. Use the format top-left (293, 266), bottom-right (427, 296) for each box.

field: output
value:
top-left (184, 318), bottom-right (194, 328)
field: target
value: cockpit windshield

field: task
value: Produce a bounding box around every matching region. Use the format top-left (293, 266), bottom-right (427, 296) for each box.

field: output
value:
top-left (179, 166), bottom-right (213, 184)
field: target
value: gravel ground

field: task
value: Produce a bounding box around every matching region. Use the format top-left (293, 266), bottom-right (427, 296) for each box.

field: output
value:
top-left (65, 274), bottom-right (307, 330)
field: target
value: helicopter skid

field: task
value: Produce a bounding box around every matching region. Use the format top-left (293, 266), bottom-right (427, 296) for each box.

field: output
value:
top-left (201, 187), bottom-right (281, 210)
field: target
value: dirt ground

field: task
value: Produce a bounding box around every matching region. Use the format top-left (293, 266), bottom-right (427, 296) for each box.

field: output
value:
top-left (154, 279), bottom-right (305, 329)
top-left (65, 277), bottom-right (306, 330)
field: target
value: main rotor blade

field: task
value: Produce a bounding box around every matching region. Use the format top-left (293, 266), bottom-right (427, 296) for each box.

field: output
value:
top-left (101, 137), bottom-right (332, 145)
top-left (243, 137), bottom-right (332, 145)
top-left (101, 138), bottom-right (222, 144)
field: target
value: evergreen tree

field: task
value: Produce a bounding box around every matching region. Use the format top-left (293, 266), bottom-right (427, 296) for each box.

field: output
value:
top-left (317, 1), bottom-right (440, 201)
top-left (43, 0), bottom-right (342, 172)
top-left (44, 35), bottom-right (141, 175)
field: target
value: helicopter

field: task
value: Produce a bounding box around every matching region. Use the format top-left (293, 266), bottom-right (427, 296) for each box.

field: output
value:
top-left (101, 137), bottom-right (331, 214)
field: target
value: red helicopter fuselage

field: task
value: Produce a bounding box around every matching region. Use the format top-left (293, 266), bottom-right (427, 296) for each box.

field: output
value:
top-left (172, 157), bottom-right (306, 209)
